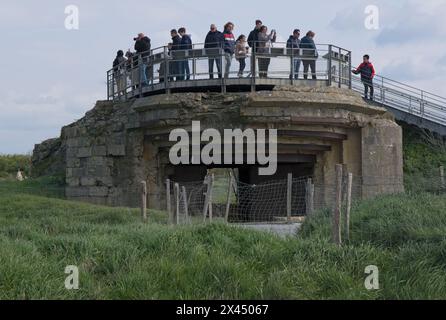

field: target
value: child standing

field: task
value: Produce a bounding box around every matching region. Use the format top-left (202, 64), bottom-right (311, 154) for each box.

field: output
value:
top-left (235, 35), bottom-right (248, 78)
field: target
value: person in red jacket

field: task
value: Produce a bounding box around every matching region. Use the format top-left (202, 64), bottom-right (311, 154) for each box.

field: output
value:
top-left (352, 54), bottom-right (376, 100)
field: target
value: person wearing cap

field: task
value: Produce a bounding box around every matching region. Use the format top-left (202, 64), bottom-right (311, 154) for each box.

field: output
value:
top-left (287, 29), bottom-right (301, 80)
top-left (300, 31), bottom-right (318, 80)
top-left (205, 24), bottom-right (224, 79)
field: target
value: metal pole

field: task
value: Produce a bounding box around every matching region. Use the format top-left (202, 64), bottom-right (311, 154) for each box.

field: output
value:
top-left (348, 50), bottom-right (352, 89)
top-left (328, 45), bottom-right (332, 87)
top-left (251, 43), bottom-right (256, 92)
top-left (338, 47), bottom-right (342, 88)
top-left (182, 186), bottom-right (189, 224)
top-left (291, 44), bottom-right (295, 85)
top-left (106, 71), bottom-right (110, 100)
top-left (164, 46), bottom-right (170, 94)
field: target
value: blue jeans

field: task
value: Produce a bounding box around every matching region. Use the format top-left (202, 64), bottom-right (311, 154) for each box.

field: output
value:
top-left (291, 59), bottom-right (301, 79)
top-left (140, 64), bottom-right (149, 86)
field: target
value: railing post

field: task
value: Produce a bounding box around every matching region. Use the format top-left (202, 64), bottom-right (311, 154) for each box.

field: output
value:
top-left (328, 45), bottom-right (332, 87)
top-left (251, 42), bottom-right (256, 92)
top-left (338, 47), bottom-right (342, 88)
top-left (348, 50), bottom-right (352, 89)
top-left (291, 44), bottom-right (295, 85)
top-left (421, 91), bottom-right (425, 118)
top-left (106, 71), bottom-right (110, 100)
top-left (221, 49), bottom-right (226, 93)
top-left (164, 46), bottom-right (170, 94)
top-left (138, 54), bottom-right (143, 97)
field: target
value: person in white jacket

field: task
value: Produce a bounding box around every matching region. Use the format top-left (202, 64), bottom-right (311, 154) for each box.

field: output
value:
top-left (235, 35), bottom-right (248, 77)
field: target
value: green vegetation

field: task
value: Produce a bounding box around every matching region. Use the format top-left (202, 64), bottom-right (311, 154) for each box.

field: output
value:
top-left (0, 178), bottom-right (445, 299)
top-left (0, 154), bottom-right (31, 179)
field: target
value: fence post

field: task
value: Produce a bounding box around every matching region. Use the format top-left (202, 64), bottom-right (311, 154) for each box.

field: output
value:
top-left (209, 174), bottom-right (214, 222)
top-left (181, 186), bottom-right (189, 224)
top-left (174, 183), bottom-right (180, 225)
top-left (287, 173), bottom-right (293, 223)
top-left (306, 178), bottom-right (314, 216)
top-left (440, 166), bottom-right (445, 189)
top-left (166, 179), bottom-right (172, 225)
top-left (345, 173), bottom-right (353, 242)
top-left (202, 175), bottom-right (211, 223)
top-left (332, 164), bottom-right (343, 246)
top-left (141, 181), bottom-right (147, 223)
top-left (225, 171), bottom-right (234, 223)
top-left (251, 43), bottom-right (256, 92)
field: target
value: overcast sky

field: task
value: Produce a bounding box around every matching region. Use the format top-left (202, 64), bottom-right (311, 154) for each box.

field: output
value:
top-left (1, 0), bottom-right (446, 154)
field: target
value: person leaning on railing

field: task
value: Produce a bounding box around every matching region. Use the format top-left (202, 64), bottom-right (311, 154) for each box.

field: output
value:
top-left (352, 54), bottom-right (376, 101)
top-left (300, 31), bottom-right (318, 80)
top-left (223, 22), bottom-right (236, 78)
top-left (205, 24), bottom-right (224, 79)
top-left (257, 26), bottom-right (276, 78)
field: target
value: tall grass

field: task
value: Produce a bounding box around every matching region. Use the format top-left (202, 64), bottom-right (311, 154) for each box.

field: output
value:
top-left (0, 179), bottom-right (446, 299)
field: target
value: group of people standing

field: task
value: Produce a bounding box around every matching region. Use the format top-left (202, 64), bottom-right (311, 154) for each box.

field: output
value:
top-left (113, 20), bottom-right (377, 98)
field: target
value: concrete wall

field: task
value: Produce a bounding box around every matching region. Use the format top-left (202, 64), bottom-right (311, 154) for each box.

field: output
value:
top-left (32, 86), bottom-right (405, 210)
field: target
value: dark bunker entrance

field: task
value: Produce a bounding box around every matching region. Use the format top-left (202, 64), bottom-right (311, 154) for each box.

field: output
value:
top-left (168, 157), bottom-right (315, 223)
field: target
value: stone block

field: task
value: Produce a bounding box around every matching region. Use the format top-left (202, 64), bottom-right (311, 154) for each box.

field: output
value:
top-left (80, 177), bottom-right (97, 186)
top-left (77, 147), bottom-right (92, 158)
top-left (92, 146), bottom-right (107, 156)
top-left (107, 145), bottom-right (126, 156)
top-left (66, 187), bottom-right (89, 197)
top-left (89, 186), bottom-right (109, 197)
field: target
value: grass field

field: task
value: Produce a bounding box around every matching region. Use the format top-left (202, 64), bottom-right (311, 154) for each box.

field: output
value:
top-left (1, 178), bottom-right (446, 299)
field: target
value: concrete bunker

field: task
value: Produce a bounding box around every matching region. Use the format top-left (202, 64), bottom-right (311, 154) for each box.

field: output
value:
top-left (32, 86), bottom-right (404, 222)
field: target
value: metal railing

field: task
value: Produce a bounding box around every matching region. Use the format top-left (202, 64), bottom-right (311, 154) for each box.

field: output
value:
top-left (107, 42), bottom-right (352, 100)
top-left (346, 73), bottom-right (446, 127)
top-left (106, 41), bottom-right (446, 129)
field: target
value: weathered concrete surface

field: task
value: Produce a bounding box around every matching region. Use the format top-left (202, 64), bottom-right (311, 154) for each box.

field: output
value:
top-left (32, 86), bottom-right (404, 209)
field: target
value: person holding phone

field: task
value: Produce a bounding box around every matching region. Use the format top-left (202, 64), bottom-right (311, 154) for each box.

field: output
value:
top-left (257, 26), bottom-right (276, 78)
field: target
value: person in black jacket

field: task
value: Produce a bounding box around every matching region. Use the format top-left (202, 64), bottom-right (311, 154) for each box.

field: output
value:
top-left (179, 27), bottom-right (192, 80)
top-left (300, 31), bottom-right (318, 80)
top-left (112, 50), bottom-right (127, 96)
top-left (204, 24), bottom-right (224, 79)
top-left (170, 29), bottom-right (183, 81)
top-left (248, 20), bottom-right (262, 51)
top-left (134, 33), bottom-right (152, 86)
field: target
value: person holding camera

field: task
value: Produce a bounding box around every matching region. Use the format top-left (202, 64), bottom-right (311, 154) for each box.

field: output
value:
top-left (300, 31), bottom-right (318, 80)
top-left (235, 35), bottom-right (248, 77)
top-left (257, 26), bottom-right (276, 78)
